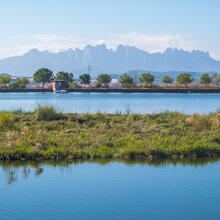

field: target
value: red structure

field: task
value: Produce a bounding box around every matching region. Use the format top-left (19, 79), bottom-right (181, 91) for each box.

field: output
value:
top-left (51, 80), bottom-right (67, 91)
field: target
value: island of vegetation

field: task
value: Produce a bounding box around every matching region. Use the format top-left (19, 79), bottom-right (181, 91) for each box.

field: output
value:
top-left (1, 68), bottom-right (220, 92)
top-left (0, 106), bottom-right (220, 161)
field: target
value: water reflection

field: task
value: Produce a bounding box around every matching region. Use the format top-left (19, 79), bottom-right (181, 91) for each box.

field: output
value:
top-left (0, 158), bottom-right (219, 185)
top-left (1, 165), bottom-right (44, 185)
top-left (1, 158), bottom-right (220, 219)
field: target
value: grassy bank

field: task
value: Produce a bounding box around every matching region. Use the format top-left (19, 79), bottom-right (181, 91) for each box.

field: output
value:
top-left (1, 106), bottom-right (220, 161)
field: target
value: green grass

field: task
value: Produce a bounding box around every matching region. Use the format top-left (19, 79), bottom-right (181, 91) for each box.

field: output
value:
top-left (35, 105), bottom-right (62, 121)
top-left (0, 112), bottom-right (14, 130)
top-left (1, 107), bottom-right (220, 161)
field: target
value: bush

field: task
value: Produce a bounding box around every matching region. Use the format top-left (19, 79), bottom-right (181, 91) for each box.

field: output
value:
top-left (138, 83), bottom-right (159, 88)
top-left (8, 82), bottom-right (18, 89)
top-left (36, 106), bottom-right (61, 121)
top-left (69, 82), bottom-right (81, 89)
top-left (190, 114), bottom-right (212, 131)
top-left (0, 113), bottom-right (14, 130)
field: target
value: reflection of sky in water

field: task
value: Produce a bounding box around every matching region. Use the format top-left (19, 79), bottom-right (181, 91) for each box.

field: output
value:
top-left (0, 92), bottom-right (220, 114)
top-left (0, 161), bottom-right (220, 219)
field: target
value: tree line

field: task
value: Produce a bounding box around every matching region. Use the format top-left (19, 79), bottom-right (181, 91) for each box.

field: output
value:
top-left (0, 67), bottom-right (220, 89)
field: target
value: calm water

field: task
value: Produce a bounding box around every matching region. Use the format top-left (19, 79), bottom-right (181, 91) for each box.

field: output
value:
top-left (0, 92), bottom-right (220, 114)
top-left (0, 160), bottom-right (220, 220)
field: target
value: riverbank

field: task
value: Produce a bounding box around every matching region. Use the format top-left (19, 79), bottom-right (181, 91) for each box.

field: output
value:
top-left (0, 88), bottom-right (51, 92)
top-left (1, 108), bottom-right (220, 161)
top-left (2, 88), bottom-right (220, 93)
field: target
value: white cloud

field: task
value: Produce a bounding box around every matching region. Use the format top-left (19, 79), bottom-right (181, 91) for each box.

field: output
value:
top-left (90, 32), bottom-right (196, 53)
top-left (0, 32), bottom-right (198, 59)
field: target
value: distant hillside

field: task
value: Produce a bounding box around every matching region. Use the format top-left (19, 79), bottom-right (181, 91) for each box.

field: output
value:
top-left (0, 44), bottom-right (220, 76)
top-left (0, 73), bottom-right (11, 76)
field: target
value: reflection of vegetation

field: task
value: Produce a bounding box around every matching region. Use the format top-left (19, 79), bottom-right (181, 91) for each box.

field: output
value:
top-left (1, 108), bottom-right (220, 161)
top-left (35, 167), bottom-right (43, 176)
top-left (0, 158), bottom-right (220, 185)
top-left (1, 164), bottom-right (44, 185)
top-left (7, 168), bottom-right (18, 184)
top-left (23, 166), bottom-right (30, 179)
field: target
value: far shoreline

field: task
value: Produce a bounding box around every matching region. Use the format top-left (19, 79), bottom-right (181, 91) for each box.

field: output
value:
top-left (1, 88), bottom-right (220, 93)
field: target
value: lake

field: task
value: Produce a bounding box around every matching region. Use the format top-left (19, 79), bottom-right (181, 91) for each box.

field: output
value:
top-left (0, 160), bottom-right (220, 220)
top-left (0, 92), bottom-right (220, 114)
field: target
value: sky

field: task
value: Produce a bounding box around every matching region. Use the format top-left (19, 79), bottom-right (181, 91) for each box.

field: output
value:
top-left (0, 0), bottom-right (220, 59)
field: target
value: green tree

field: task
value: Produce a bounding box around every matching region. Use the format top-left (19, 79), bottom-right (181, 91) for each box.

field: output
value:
top-left (211, 73), bottom-right (218, 85)
top-left (216, 75), bottom-right (220, 85)
top-left (69, 82), bottom-right (81, 89)
top-left (9, 78), bottom-right (30, 89)
top-left (200, 74), bottom-right (211, 85)
top-left (97, 74), bottom-right (112, 88)
top-left (162, 75), bottom-right (173, 85)
top-left (120, 73), bottom-right (135, 88)
top-left (176, 73), bottom-right (193, 88)
top-left (17, 78), bottom-right (29, 88)
top-left (0, 75), bottom-right (11, 88)
top-left (139, 73), bottom-right (154, 84)
top-left (55, 72), bottom-right (74, 86)
top-left (79, 74), bottom-right (91, 85)
top-left (33, 68), bottom-right (54, 88)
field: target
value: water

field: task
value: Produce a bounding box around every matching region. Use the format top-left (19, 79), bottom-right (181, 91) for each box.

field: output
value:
top-left (0, 92), bottom-right (220, 114)
top-left (0, 160), bottom-right (220, 220)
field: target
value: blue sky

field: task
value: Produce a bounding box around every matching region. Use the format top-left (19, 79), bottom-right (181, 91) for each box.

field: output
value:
top-left (0, 0), bottom-right (220, 59)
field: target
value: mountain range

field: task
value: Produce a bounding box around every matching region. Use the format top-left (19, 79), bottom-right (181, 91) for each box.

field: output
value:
top-left (0, 44), bottom-right (220, 76)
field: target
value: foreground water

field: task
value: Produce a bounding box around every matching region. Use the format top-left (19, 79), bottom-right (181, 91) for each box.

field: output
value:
top-left (0, 160), bottom-right (220, 220)
top-left (0, 92), bottom-right (220, 114)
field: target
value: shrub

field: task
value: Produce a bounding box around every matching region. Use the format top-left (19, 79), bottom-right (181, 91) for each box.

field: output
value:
top-left (190, 114), bottom-right (211, 131)
top-left (0, 113), bottom-right (14, 130)
top-left (139, 83), bottom-right (159, 88)
top-left (8, 78), bottom-right (30, 89)
top-left (8, 82), bottom-right (18, 89)
top-left (36, 106), bottom-right (61, 121)
top-left (69, 82), bottom-right (81, 89)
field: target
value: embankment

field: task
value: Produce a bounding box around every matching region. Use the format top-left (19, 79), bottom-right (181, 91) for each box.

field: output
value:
top-left (1, 88), bottom-right (220, 93)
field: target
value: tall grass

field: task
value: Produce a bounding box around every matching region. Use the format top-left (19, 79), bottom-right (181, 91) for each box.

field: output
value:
top-left (35, 105), bottom-right (61, 121)
top-left (0, 112), bottom-right (14, 130)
